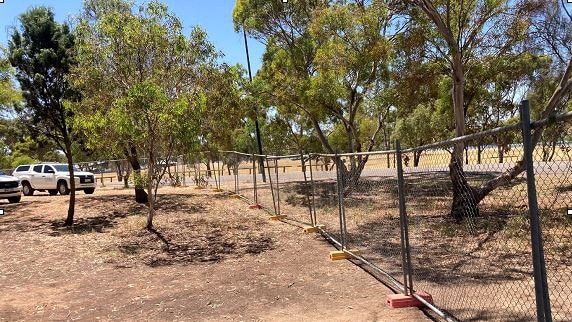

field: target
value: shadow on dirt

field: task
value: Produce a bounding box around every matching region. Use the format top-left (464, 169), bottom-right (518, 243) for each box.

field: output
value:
top-left (117, 218), bottom-right (275, 267)
top-left (0, 193), bottom-right (208, 236)
top-left (343, 209), bottom-right (534, 287)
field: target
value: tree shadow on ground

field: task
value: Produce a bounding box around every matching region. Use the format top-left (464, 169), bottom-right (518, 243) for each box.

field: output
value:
top-left (49, 211), bottom-right (129, 235)
top-left (343, 209), bottom-right (534, 287)
top-left (0, 193), bottom-right (207, 236)
top-left (116, 217), bottom-right (275, 267)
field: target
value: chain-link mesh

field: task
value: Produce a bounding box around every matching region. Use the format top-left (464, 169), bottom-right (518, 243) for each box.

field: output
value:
top-left (533, 119), bottom-right (572, 322)
top-left (309, 154), bottom-right (343, 245)
top-left (266, 155), bottom-right (313, 225)
top-left (402, 126), bottom-right (537, 321)
top-left (336, 152), bottom-right (405, 290)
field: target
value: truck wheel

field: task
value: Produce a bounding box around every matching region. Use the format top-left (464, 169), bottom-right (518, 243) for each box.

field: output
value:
top-left (48, 190), bottom-right (58, 196)
top-left (84, 188), bottom-right (95, 195)
top-left (8, 196), bottom-right (21, 203)
top-left (22, 182), bottom-right (34, 196)
top-left (58, 181), bottom-right (70, 195)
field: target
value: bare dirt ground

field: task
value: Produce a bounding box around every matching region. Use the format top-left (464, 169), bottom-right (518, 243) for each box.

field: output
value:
top-left (0, 187), bottom-right (430, 322)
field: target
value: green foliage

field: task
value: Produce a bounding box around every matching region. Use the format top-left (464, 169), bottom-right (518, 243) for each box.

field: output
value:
top-left (73, 0), bottom-right (218, 159)
top-left (235, 0), bottom-right (394, 154)
top-left (8, 7), bottom-right (78, 150)
top-left (392, 103), bottom-right (450, 148)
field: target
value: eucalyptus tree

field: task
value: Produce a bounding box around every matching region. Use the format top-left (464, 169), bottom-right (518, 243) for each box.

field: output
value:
top-left (407, 0), bottom-right (572, 219)
top-left (73, 0), bottom-right (217, 229)
top-left (8, 7), bottom-right (79, 226)
top-left (234, 0), bottom-right (397, 194)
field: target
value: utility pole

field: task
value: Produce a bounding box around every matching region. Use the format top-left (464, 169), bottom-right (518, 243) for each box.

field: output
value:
top-left (243, 27), bottom-right (266, 182)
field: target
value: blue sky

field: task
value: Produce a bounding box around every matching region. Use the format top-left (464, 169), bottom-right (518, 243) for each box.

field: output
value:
top-left (0, 0), bottom-right (265, 72)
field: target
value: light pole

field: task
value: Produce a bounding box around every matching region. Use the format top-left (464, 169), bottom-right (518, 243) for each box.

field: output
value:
top-left (242, 27), bottom-right (266, 182)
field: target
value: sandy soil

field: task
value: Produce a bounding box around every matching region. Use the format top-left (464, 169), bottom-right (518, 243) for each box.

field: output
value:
top-left (0, 187), bottom-right (431, 322)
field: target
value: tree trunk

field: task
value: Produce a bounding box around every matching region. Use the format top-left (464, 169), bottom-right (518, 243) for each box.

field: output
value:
top-left (477, 144), bottom-right (483, 164)
top-left (124, 143), bottom-right (148, 203)
top-left (413, 150), bottom-right (422, 167)
top-left (449, 151), bottom-right (480, 221)
top-left (498, 144), bottom-right (504, 164)
top-left (146, 154), bottom-right (155, 230)
top-left (339, 155), bottom-right (369, 196)
top-left (64, 139), bottom-right (76, 226)
top-left (465, 146), bottom-right (469, 165)
top-left (206, 159), bottom-right (212, 177)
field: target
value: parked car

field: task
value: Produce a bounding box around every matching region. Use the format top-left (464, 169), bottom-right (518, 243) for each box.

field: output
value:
top-left (12, 163), bottom-right (96, 196)
top-left (0, 170), bottom-right (22, 203)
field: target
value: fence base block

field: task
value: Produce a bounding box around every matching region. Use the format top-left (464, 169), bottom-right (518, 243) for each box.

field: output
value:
top-left (303, 225), bottom-right (324, 233)
top-left (231, 194), bottom-right (241, 199)
top-left (249, 204), bottom-right (262, 209)
top-left (212, 188), bottom-right (224, 192)
top-left (269, 214), bottom-right (288, 221)
top-left (194, 186), bottom-right (206, 190)
top-left (386, 291), bottom-right (433, 309)
top-left (329, 249), bottom-right (360, 261)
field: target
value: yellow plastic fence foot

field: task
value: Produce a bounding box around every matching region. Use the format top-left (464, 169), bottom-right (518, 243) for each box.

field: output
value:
top-left (212, 188), bottom-right (224, 192)
top-left (329, 249), bottom-right (360, 261)
top-left (269, 214), bottom-right (288, 221)
top-left (303, 225), bottom-right (324, 233)
top-left (194, 186), bottom-right (206, 190)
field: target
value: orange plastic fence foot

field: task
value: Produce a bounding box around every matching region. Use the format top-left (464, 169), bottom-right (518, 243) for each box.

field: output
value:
top-left (249, 204), bottom-right (262, 209)
top-left (386, 291), bottom-right (433, 309)
top-left (269, 214), bottom-right (287, 221)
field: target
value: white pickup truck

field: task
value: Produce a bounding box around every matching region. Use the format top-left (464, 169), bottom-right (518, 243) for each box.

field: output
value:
top-left (12, 163), bottom-right (96, 196)
top-left (0, 170), bottom-right (22, 203)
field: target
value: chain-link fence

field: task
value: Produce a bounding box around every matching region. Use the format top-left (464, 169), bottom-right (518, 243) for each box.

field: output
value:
top-left (221, 102), bottom-right (571, 322)
top-left (62, 101), bottom-right (570, 321)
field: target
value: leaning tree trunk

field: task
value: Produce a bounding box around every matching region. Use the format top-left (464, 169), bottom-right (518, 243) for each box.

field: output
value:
top-left (124, 143), bottom-right (148, 203)
top-left (340, 155), bottom-right (369, 197)
top-left (449, 148), bottom-right (481, 221)
top-left (64, 140), bottom-right (76, 226)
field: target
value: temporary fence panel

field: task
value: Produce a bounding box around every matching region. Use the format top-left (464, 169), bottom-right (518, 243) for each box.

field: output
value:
top-left (402, 124), bottom-right (536, 321)
top-left (533, 118), bottom-right (572, 322)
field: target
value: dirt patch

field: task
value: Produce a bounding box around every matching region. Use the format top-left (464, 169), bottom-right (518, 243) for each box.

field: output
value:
top-left (0, 187), bottom-right (430, 321)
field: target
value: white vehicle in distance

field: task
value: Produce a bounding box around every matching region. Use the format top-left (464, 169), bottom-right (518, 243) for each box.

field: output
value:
top-left (12, 163), bottom-right (96, 196)
top-left (0, 170), bottom-right (22, 203)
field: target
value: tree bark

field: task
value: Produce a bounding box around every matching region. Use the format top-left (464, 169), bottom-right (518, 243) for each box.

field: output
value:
top-left (64, 138), bottom-right (76, 226)
top-left (124, 143), bottom-right (148, 203)
top-left (146, 153), bottom-right (155, 230)
top-left (339, 155), bottom-right (369, 196)
top-left (449, 152), bottom-right (481, 221)
top-left (413, 150), bottom-right (422, 167)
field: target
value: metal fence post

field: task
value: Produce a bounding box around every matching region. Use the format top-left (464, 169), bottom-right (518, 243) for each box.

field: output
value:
top-left (252, 154), bottom-right (258, 205)
top-left (308, 155), bottom-right (318, 226)
top-left (234, 153), bottom-right (239, 195)
top-left (520, 100), bottom-right (552, 322)
top-left (274, 158), bottom-right (281, 216)
top-left (335, 153), bottom-right (348, 249)
top-left (265, 156), bottom-right (277, 215)
top-left (396, 140), bottom-right (414, 296)
top-left (301, 154), bottom-right (314, 226)
top-left (216, 154), bottom-right (221, 190)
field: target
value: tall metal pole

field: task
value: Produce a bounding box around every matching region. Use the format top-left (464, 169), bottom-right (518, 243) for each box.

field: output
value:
top-left (520, 100), bottom-right (552, 322)
top-left (242, 27), bottom-right (266, 182)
